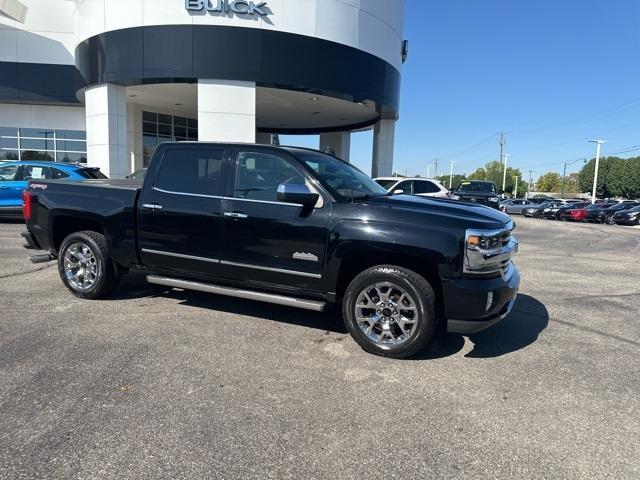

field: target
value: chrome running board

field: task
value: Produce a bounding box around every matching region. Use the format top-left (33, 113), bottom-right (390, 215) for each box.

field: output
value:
top-left (146, 275), bottom-right (326, 312)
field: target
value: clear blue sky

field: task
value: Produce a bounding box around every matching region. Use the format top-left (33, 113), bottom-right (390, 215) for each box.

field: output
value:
top-left (282, 0), bottom-right (640, 181)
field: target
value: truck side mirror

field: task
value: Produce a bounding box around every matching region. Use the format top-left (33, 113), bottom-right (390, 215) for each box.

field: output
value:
top-left (393, 189), bottom-right (404, 195)
top-left (277, 183), bottom-right (319, 207)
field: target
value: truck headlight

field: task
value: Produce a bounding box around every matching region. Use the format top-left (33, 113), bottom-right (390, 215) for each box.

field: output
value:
top-left (489, 196), bottom-right (499, 203)
top-left (464, 225), bottom-right (518, 276)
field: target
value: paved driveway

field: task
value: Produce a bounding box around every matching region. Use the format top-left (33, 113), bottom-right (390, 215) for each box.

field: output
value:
top-left (1, 217), bottom-right (639, 479)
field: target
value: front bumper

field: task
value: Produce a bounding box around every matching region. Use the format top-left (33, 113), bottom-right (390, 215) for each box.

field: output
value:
top-left (443, 263), bottom-right (520, 335)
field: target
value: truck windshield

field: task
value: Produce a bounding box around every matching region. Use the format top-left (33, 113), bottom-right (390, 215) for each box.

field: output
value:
top-left (296, 151), bottom-right (389, 200)
top-left (456, 181), bottom-right (497, 193)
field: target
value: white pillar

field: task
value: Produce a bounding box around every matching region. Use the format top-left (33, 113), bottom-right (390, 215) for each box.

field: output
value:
top-left (319, 131), bottom-right (351, 162)
top-left (85, 84), bottom-right (128, 178)
top-left (372, 119), bottom-right (395, 177)
top-left (198, 79), bottom-right (256, 143)
top-left (127, 102), bottom-right (144, 172)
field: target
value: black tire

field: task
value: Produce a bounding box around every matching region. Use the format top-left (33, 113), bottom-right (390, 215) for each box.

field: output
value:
top-left (342, 265), bottom-right (438, 359)
top-left (57, 230), bottom-right (120, 299)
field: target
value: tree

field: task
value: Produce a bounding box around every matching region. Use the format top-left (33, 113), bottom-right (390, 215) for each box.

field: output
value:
top-left (536, 172), bottom-right (562, 192)
top-left (467, 161), bottom-right (527, 196)
top-left (578, 156), bottom-right (640, 199)
top-left (435, 173), bottom-right (466, 190)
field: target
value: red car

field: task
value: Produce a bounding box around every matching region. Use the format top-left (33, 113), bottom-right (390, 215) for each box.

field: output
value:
top-left (560, 203), bottom-right (600, 222)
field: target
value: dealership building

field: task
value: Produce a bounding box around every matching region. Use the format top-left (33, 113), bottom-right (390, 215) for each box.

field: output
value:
top-left (0, 0), bottom-right (406, 178)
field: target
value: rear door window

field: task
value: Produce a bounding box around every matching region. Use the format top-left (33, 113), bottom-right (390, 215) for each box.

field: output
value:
top-left (156, 148), bottom-right (226, 196)
top-left (413, 180), bottom-right (440, 194)
top-left (21, 166), bottom-right (53, 180)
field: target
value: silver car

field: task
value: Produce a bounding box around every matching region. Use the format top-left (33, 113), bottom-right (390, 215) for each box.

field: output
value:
top-left (500, 199), bottom-right (538, 215)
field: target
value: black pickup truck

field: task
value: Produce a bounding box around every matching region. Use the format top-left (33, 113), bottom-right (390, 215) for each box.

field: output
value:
top-left (450, 180), bottom-right (502, 208)
top-left (22, 143), bottom-right (519, 358)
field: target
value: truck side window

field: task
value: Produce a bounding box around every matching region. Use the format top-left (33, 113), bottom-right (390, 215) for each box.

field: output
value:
top-left (156, 149), bottom-right (225, 196)
top-left (234, 151), bottom-right (304, 202)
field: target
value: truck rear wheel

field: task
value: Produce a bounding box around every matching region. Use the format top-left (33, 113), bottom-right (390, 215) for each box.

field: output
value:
top-left (342, 265), bottom-right (438, 359)
top-left (57, 230), bottom-right (119, 299)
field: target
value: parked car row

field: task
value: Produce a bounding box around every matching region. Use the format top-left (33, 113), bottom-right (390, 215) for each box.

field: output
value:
top-left (504, 197), bottom-right (640, 226)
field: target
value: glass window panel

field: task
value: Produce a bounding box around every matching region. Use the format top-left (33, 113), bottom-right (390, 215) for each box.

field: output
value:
top-left (0, 137), bottom-right (18, 149)
top-left (143, 111), bottom-right (157, 122)
top-left (143, 122), bottom-right (157, 134)
top-left (158, 123), bottom-right (172, 136)
top-left (57, 152), bottom-right (87, 163)
top-left (0, 151), bottom-right (19, 162)
top-left (174, 137), bottom-right (187, 142)
top-left (174, 116), bottom-right (187, 127)
top-left (158, 114), bottom-right (172, 125)
top-left (55, 130), bottom-right (86, 140)
top-left (21, 139), bottom-right (55, 150)
top-left (21, 150), bottom-right (55, 161)
top-left (174, 125), bottom-right (186, 138)
top-left (188, 118), bottom-right (198, 128)
top-left (143, 134), bottom-right (159, 147)
top-left (56, 139), bottom-right (86, 152)
top-left (143, 156), bottom-right (152, 168)
top-left (156, 148), bottom-right (225, 195)
top-left (20, 128), bottom-right (54, 138)
top-left (187, 129), bottom-right (198, 141)
top-left (157, 135), bottom-right (172, 143)
top-left (0, 127), bottom-right (18, 137)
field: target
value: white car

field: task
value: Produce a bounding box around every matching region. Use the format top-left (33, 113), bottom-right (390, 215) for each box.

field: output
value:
top-left (374, 177), bottom-right (449, 198)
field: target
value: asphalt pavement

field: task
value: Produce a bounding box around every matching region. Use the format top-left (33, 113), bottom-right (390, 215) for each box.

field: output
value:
top-left (1, 217), bottom-right (639, 479)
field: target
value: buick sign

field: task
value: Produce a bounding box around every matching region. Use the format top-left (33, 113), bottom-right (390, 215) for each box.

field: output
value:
top-left (185, 0), bottom-right (270, 16)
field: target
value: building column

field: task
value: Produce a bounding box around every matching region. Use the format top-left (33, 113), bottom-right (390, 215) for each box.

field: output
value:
top-left (372, 119), bottom-right (395, 177)
top-left (85, 84), bottom-right (128, 178)
top-left (319, 131), bottom-right (351, 162)
top-left (198, 79), bottom-right (256, 143)
top-left (127, 102), bottom-right (144, 172)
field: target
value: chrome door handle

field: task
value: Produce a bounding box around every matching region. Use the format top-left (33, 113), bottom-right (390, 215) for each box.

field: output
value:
top-left (142, 203), bottom-right (163, 210)
top-left (224, 212), bottom-right (248, 219)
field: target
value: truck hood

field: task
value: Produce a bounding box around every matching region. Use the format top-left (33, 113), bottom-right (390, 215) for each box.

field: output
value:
top-left (360, 194), bottom-right (512, 230)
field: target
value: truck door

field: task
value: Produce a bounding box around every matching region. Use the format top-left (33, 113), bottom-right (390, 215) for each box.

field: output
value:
top-left (137, 145), bottom-right (230, 277)
top-left (218, 148), bottom-right (330, 293)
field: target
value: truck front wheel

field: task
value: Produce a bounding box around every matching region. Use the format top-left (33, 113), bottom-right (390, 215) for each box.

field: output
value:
top-left (57, 231), bottom-right (119, 299)
top-left (342, 265), bottom-right (438, 359)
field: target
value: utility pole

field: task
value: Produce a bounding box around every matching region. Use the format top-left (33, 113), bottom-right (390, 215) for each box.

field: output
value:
top-left (433, 158), bottom-right (439, 178)
top-left (498, 132), bottom-right (506, 165)
top-left (502, 154), bottom-right (511, 192)
top-left (448, 161), bottom-right (455, 189)
top-left (588, 140), bottom-right (609, 204)
top-left (528, 170), bottom-right (534, 199)
top-left (426, 164), bottom-right (434, 178)
top-left (514, 176), bottom-right (519, 198)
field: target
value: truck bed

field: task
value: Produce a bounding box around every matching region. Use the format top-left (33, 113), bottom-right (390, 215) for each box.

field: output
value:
top-left (25, 178), bottom-right (142, 266)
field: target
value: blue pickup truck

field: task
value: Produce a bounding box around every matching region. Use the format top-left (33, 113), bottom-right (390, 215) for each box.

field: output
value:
top-left (0, 161), bottom-right (106, 217)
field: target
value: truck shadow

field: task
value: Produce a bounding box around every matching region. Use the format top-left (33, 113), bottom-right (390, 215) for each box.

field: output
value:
top-left (112, 272), bottom-right (348, 334)
top-left (112, 275), bottom-right (548, 358)
top-left (418, 293), bottom-right (549, 359)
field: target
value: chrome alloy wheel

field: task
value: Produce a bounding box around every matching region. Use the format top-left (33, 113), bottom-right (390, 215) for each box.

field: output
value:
top-left (355, 282), bottom-right (419, 348)
top-left (63, 242), bottom-right (100, 292)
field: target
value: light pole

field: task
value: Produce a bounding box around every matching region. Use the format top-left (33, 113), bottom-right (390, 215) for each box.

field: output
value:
top-left (502, 154), bottom-right (511, 192)
top-left (588, 140), bottom-right (609, 204)
top-left (514, 176), bottom-right (519, 198)
top-left (448, 161), bottom-right (455, 189)
top-left (426, 164), bottom-right (434, 178)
